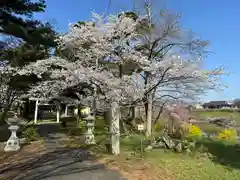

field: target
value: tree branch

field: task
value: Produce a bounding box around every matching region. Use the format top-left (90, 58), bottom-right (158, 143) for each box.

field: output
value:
top-left (144, 66), bottom-right (172, 95)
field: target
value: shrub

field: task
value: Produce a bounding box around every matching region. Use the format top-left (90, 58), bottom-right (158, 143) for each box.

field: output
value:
top-left (77, 120), bottom-right (86, 131)
top-left (183, 123), bottom-right (203, 138)
top-left (61, 116), bottom-right (77, 127)
top-left (22, 126), bottom-right (40, 141)
top-left (216, 128), bottom-right (238, 142)
top-left (153, 120), bottom-right (166, 132)
top-left (95, 116), bottom-right (106, 130)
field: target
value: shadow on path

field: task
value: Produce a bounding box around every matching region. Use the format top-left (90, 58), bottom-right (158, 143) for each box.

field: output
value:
top-left (0, 147), bottom-right (124, 180)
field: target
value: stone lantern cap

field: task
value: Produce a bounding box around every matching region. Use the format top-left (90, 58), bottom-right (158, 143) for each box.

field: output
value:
top-left (6, 113), bottom-right (19, 125)
top-left (5, 113), bottom-right (26, 126)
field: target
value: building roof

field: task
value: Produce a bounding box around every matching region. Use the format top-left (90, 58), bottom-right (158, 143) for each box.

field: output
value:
top-left (203, 101), bottom-right (230, 106)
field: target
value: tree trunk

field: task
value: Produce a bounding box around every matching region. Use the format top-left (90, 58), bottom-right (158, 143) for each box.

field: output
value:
top-left (0, 87), bottom-right (16, 124)
top-left (145, 93), bottom-right (153, 137)
top-left (153, 103), bottom-right (165, 125)
top-left (22, 98), bottom-right (30, 119)
top-left (0, 104), bottom-right (10, 124)
top-left (110, 101), bottom-right (120, 155)
top-left (132, 106), bottom-right (141, 119)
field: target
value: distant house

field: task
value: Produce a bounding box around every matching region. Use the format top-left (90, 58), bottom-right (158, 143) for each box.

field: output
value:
top-left (195, 104), bottom-right (203, 109)
top-left (202, 101), bottom-right (231, 109)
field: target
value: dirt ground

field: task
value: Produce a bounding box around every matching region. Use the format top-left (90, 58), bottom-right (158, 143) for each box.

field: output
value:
top-left (98, 155), bottom-right (173, 180)
top-left (0, 141), bottom-right (45, 179)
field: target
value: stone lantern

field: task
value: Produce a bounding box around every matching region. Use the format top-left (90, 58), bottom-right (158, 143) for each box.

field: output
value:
top-left (84, 114), bottom-right (95, 145)
top-left (4, 113), bottom-right (21, 152)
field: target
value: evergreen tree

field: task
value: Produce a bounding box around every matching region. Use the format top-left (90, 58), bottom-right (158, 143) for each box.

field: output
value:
top-left (0, 0), bottom-right (56, 47)
top-left (0, 0), bottom-right (57, 122)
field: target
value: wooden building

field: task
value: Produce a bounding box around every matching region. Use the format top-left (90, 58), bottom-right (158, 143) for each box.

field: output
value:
top-left (202, 101), bottom-right (232, 109)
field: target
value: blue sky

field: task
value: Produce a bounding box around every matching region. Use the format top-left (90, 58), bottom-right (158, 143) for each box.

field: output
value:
top-left (34, 0), bottom-right (240, 102)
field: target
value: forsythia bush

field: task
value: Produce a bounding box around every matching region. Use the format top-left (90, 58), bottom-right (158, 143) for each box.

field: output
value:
top-left (183, 123), bottom-right (203, 137)
top-left (217, 128), bottom-right (238, 141)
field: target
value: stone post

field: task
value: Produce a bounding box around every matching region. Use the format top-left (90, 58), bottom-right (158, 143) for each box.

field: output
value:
top-left (110, 102), bottom-right (120, 155)
top-left (4, 114), bottom-right (20, 152)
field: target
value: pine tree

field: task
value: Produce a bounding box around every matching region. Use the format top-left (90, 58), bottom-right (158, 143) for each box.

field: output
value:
top-left (0, 0), bottom-right (56, 47)
top-left (0, 0), bottom-right (57, 122)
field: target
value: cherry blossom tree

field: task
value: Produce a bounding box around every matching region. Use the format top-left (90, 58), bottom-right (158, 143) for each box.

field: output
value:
top-left (15, 9), bottom-right (225, 154)
top-left (17, 13), bottom-right (147, 155)
top-left (0, 63), bottom-right (21, 123)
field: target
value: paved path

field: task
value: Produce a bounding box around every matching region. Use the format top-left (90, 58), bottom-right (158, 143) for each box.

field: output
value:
top-left (11, 148), bottom-right (124, 180)
top-left (1, 129), bottom-right (124, 180)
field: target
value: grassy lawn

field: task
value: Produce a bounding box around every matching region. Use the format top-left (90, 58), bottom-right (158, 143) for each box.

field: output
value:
top-left (143, 150), bottom-right (240, 180)
top-left (197, 123), bottom-right (224, 135)
top-left (191, 110), bottom-right (240, 125)
top-left (96, 135), bottom-right (240, 180)
top-left (62, 131), bottom-right (240, 180)
top-left (188, 110), bottom-right (240, 135)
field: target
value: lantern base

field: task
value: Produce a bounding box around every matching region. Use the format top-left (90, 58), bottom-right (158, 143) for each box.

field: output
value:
top-left (85, 134), bottom-right (96, 145)
top-left (4, 137), bottom-right (20, 152)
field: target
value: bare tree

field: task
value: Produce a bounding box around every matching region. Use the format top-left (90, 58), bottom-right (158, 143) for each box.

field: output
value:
top-left (130, 0), bottom-right (225, 137)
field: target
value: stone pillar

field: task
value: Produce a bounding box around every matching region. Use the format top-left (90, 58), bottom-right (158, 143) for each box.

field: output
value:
top-left (110, 102), bottom-right (120, 155)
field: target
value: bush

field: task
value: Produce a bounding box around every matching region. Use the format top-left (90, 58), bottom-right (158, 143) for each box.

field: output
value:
top-left (22, 126), bottom-right (40, 141)
top-left (185, 124), bottom-right (203, 138)
top-left (77, 120), bottom-right (86, 131)
top-left (95, 116), bottom-right (106, 130)
top-left (168, 123), bottom-right (202, 139)
top-left (153, 120), bottom-right (166, 132)
top-left (216, 128), bottom-right (238, 142)
top-left (66, 127), bottom-right (84, 136)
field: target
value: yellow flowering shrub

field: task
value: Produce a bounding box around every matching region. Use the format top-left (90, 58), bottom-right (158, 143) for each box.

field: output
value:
top-left (182, 123), bottom-right (203, 138)
top-left (217, 128), bottom-right (238, 141)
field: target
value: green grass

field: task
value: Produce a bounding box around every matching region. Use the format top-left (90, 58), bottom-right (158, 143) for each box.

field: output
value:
top-left (116, 135), bottom-right (240, 180)
top-left (198, 123), bottom-right (223, 135)
top-left (191, 110), bottom-right (240, 126)
top-left (145, 149), bottom-right (240, 180)
top-left (192, 110), bottom-right (237, 117)
top-left (190, 110), bottom-right (240, 136)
